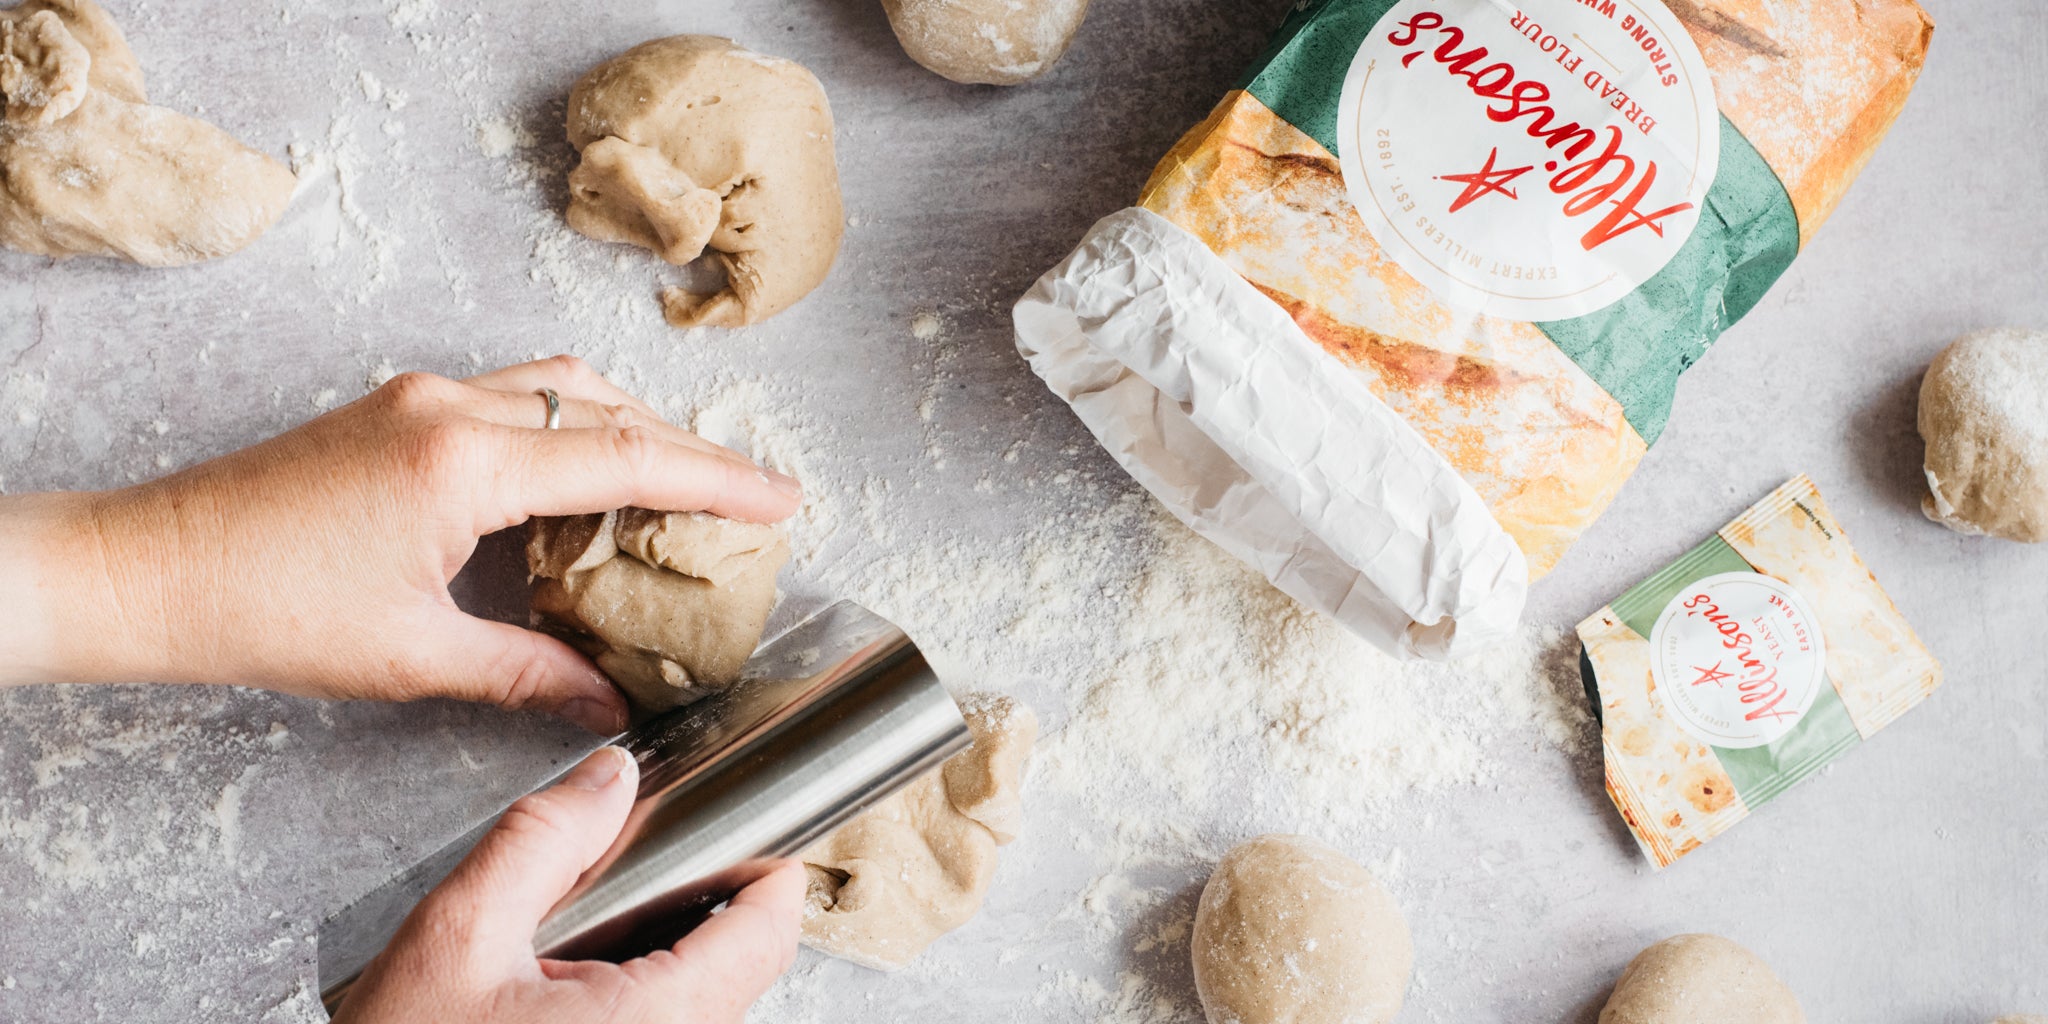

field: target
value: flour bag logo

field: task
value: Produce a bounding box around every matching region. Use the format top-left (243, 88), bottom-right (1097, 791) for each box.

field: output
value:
top-left (1336, 0), bottom-right (1720, 320)
top-left (1648, 572), bottom-right (1829, 749)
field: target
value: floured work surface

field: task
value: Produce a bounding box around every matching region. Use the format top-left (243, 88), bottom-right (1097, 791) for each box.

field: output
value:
top-left (0, 0), bottom-right (2042, 1021)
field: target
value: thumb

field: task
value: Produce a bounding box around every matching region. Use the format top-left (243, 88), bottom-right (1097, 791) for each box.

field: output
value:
top-left (616, 860), bottom-right (807, 1022)
top-left (412, 609), bottom-right (629, 735)
top-left (408, 746), bottom-right (641, 974)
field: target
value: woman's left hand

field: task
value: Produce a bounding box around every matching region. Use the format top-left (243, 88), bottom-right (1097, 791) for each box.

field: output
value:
top-left (1, 356), bottom-right (800, 734)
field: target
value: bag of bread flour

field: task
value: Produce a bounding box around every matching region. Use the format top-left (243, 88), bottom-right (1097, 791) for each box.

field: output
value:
top-left (1576, 476), bottom-right (1941, 868)
top-left (1013, 0), bottom-right (1932, 658)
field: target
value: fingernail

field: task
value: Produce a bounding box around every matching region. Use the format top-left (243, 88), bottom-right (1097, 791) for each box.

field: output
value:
top-left (559, 696), bottom-right (627, 736)
top-left (561, 745), bottom-right (634, 792)
top-left (760, 468), bottom-right (802, 501)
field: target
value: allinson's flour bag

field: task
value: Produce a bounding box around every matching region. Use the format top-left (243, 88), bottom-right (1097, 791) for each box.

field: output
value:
top-left (1014, 0), bottom-right (1933, 658)
top-left (1576, 477), bottom-right (1941, 867)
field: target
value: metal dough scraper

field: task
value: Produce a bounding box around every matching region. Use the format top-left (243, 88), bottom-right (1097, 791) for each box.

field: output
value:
top-left (315, 601), bottom-right (968, 1012)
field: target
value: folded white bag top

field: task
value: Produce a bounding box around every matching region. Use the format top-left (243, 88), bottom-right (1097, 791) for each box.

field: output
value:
top-left (1014, 207), bottom-right (1527, 660)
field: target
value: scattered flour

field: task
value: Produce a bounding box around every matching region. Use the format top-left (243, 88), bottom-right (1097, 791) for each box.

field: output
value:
top-left (258, 983), bottom-right (322, 1022)
top-left (0, 683), bottom-right (394, 1021)
top-left (385, 0), bottom-right (440, 34)
top-left (1037, 517), bottom-right (1589, 836)
top-left (365, 358), bottom-right (400, 390)
top-left (683, 378), bottom-right (844, 567)
top-left (283, 115), bottom-right (403, 297)
top-left (211, 767), bottom-right (260, 865)
top-left (356, 70), bottom-right (386, 104)
top-left (473, 117), bottom-right (534, 158)
top-left (686, 379), bottom-right (812, 480)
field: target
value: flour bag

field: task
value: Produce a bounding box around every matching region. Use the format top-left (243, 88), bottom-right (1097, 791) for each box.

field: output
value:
top-left (1013, 0), bottom-right (1932, 658)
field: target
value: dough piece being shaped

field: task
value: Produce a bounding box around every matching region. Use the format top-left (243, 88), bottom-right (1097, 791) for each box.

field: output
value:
top-left (1599, 934), bottom-right (1803, 1024)
top-left (1919, 327), bottom-right (2048, 542)
top-left (880, 0), bottom-right (1090, 86)
top-left (612, 506), bottom-right (783, 586)
top-left (527, 509), bottom-right (789, 714)
top-left (565, 36), bottom-right (842, 328)
top-left (800, 694), bottom-right (1035, 970)
top-left (1192, 834), bottom-right (1411, 1024)
top-left (0, 0), bottom-right (293, 265)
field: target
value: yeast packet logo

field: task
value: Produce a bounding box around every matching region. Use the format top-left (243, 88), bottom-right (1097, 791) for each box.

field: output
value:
top-left (1648, 572), bottom-right (1828, 749)
top-left (1336, 0), bottom-right (1720, 321)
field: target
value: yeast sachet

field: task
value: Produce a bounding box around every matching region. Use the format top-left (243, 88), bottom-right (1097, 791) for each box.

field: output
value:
top-left (1577, 476), bottom-right (1941, 868)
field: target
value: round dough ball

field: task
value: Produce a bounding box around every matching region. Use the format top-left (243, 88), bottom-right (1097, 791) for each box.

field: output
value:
top-left (881, 0), bottom-right (1090, 86)
top-left (1191, 834), bottom-right (1411, 1024)
top-left (1990, 1017), bottom-right (2048, 1024)
top-left (1919, 327), bottom-right (2048, 542)
top-left (1599, 934), bottom-right (1802, 1024)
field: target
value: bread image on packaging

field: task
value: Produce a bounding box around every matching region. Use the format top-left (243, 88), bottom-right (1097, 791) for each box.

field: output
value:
top-left (1014, 0), bottom-right (1932, 658)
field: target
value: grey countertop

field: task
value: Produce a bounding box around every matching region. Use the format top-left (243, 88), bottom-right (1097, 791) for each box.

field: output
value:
top-left (1, 0), bottom-right (2044, 1022)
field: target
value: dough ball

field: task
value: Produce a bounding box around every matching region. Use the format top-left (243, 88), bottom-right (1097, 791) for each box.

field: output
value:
top-left (1599, 934), bottom-right (1802, 1024)
top-left (565, 36), bottom-right (843, 328)
top-left (527, 508), bottom-right (789, 714)
top-left (0, 0), bottom-right (292, 265)
top-left (800, 694), bottom-right (1035, 970)
top-left (1919, 327), bottom-right (2048, 542)
top-left (1991, 1017), bottom-right (2048, 1024)
top-left (881, 0), bottom-right (1090, 86)
top-left (1191, 834), bottom-right (1411, 1024)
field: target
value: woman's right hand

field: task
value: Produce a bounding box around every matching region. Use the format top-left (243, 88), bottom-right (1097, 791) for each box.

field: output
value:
top-left (332, 746), bottom-right (807, 1024)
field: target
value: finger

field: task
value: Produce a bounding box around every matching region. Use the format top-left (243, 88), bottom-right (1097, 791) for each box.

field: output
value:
top-left (485, 424), bottom-right (802, 530)
top-left (403, 609), bottom-right (628, 735)
top-left (464, 355), bottom-right (662, 419)
top-left (616, 861), bottom-right (807, 1023)
top-left (407, 746), bottom-right (640, 971)
top-left (456, 384), bottom-right (746, 463)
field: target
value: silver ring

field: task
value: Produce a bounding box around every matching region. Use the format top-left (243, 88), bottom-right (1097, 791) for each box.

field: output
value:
top-left (537, 388), bottom-right (561, 430)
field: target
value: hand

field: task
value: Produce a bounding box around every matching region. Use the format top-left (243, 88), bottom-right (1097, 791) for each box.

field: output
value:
top-left (334, 746), bottom-right (806, 1024)
top-left (0, 356), bottom-right (800, 733)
